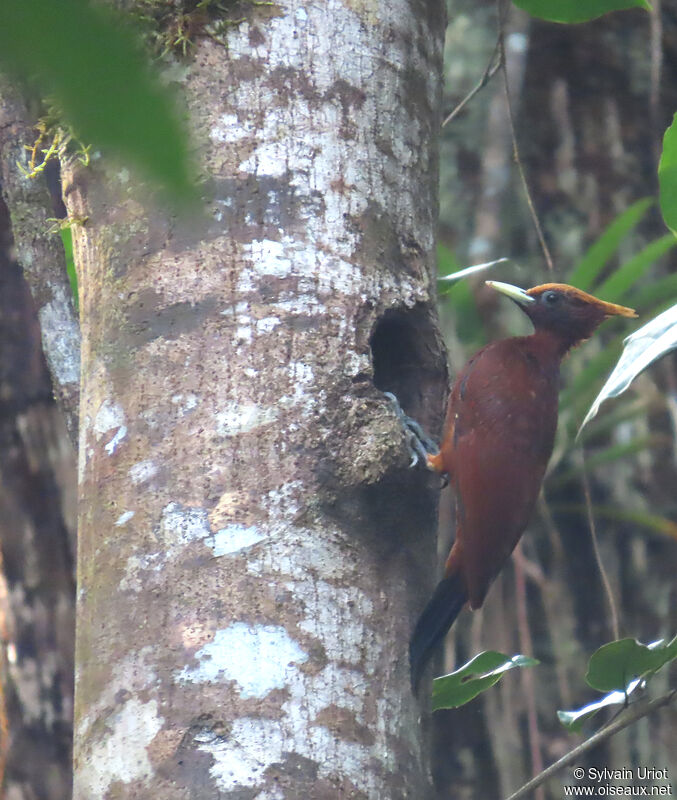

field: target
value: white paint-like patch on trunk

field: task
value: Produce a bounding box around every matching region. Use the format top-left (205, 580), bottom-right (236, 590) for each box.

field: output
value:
top-left (160, 502), bottom-right (211, 553)
top-left (128, 460), bottom-right (158, 485)
top-left (263, 481), bottom-right (304, 518)
top-left (344, 351), bottom-right (371, 378)
top-left (243, 237), bottom-right (363, 296)
top-left (210, 112), bottom-right (252, 143)
top-left (121, 503), bottom-right (213, 591)
top-left (296, 580), bottom-right (373, 666)
top-left (119, 552), bottom-right (164, 592)
top-left (197, 717), bottom-right (285, 791)
top-left (254, 788), bottom-right (286, 800)
top-left (170, 392), bottom-right (199, 416)
top-left (215, 402), bottom-right (279, 436)
top-left (178, 623), bottom-right (308, 697)
top-left (105, 424), bottom-right (127, 455)
top-left (37, 283), bottom-right (80, 385)
top-left (93, 398), bottom-right (127, 455)
top-left (239, 142), bottom-right (288, 177)
top-left (114, 510), bottom-right (135, 527)
top-left (235, 325), bottom-right (252, 343)
top-left (209, 524), bottom-right (267, 555)
top-left (75, 698), bottom-right (163, 797)
top-left (94, 399), bottom-right (125, 435)
top-left (256, 316), bottom-right (280, 334)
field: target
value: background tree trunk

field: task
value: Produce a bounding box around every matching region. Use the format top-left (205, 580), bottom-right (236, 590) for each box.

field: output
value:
top-left (0, 197), bottom-right (76, 799)
top-left (64, 1), bottom-right (447, 797)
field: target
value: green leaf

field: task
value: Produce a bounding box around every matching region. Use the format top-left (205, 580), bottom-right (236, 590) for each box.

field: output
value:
top-left (593, 235), bottom-right (677, 303)
top-left (558, 681), bottom-right (643, 732)
top-left (659, 113), bottom-right (677, 236)
top-left (60, 228), bottom-right (79, 313)
top-left (568, 198), bottom-right (653, 291)
top-left (559, 636), bottom-right (676, 732)
top-left (578, 304), bottom-right (677, 433)
top-left (438, 258), bottom-right (508, 284)
top-left (512, 0), bottom-right (651, 24)
top-left (432, 651), bottom-right (539, 711)
top-left (0, 0), bottom-right (195, 203)
top-left (586, 637), bottom-right (677, 692)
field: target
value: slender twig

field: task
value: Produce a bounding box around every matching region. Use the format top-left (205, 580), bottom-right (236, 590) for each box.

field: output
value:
top-left (496, 1), bottom-right (555, 274)
top-left (504, 690), bottom-right (676, 800)
top-left (442, 40), bottom-right (502, 128)
top-left (579, 448), bottom-right (620, 641)
top-left (513, 546), bottom-right (545, 800)
top-left (649, 0), bottom-right (663, 166)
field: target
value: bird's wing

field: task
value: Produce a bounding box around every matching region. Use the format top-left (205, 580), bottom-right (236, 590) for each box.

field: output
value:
top-left (448, 341), bottom-right (558, 609)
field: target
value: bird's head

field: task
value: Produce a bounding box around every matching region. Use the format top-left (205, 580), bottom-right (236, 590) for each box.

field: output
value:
top-left (485, 281), bottom-right (637, 347)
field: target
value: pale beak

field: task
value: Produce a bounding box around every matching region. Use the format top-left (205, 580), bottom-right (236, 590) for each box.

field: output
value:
top-left (485, 280), bottom-right (536, 307)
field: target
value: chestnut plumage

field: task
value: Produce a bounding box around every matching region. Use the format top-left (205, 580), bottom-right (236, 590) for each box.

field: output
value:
top-left (409, 282), bottom-right (637, 691)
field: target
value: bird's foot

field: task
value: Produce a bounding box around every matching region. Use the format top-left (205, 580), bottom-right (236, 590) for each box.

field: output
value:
top-left (384, 392), bottom-right (440, 469)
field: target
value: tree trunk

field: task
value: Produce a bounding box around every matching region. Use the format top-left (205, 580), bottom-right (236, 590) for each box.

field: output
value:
top-left (436, 4), bottom-right (677, 798)
top-left (67, 2), bottom-right (447, 797)
top-left (0, 83), bottom-right (81, 443)
top-left (0, 196), bottom-right (76, 799)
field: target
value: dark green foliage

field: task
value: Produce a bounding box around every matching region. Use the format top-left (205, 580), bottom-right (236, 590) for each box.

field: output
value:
top-left (0, 0), bottom-right (195, 203)
top-left (432, 651), bottom-right (539, 711)
top-left (659, 113), bottom-right (677, 236)
top-left (558, 636), bottom-right (677, 731)
top-left (512, 0), bottom-right (650, 24)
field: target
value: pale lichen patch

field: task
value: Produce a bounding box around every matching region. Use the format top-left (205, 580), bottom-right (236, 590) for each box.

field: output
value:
top-left (94, 398), bottom-right (125, 436)
top-left (159, 503), bottom-right (211, 554)
top-left (105, 424), bottom-right (127, 455)
top-left (209, 524), bottom-right (267, 555)
top-left (196, 717), bottom-right (286, 792)
top-left (209, 112), bottom-right (252, 144)
top-left (75, 698), bottom-right (163, 797)
top-left (178, 623), bottom-right (308, 698)
top-left (114, 510), bottom-right (135, 527)
top-left (295, 580), bottom-right (374, 667)
top-left (170, 392), bottom-right (199, 417)
top-left (37, 283), bottom-right (80, 386)
top-left (214, 402), bottom-right (279, 436)
top-left (128, 460), bottom-right (159, 485)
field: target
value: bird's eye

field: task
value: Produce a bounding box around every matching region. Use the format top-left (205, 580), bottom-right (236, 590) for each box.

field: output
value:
top-left (543, 291), bottom-right (559, 305)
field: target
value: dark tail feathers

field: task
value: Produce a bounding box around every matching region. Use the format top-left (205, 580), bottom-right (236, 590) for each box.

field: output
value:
top-left (409, 574), bottom-right (467, 693)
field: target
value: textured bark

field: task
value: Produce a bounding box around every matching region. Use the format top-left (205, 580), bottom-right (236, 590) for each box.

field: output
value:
top-left (0, 83), bottom-right (81, 443)
top-left (0, 198), bottom-right (76, 799)
top-left (68, 2), bottom-right (447, 798)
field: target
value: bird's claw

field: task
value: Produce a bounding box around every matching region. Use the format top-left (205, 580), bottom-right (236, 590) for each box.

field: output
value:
top-left (384, 392), bottom-right (440, 469)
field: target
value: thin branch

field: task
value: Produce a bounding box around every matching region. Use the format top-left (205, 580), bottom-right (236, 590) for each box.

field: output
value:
top-left (442, 40), bottom-right (502, 128)
top-left (579, 448), bottom-right (620, 641)
top-left (649, 0), bottom-right (663, 166)
top-left (496, 1), bottom-right (555, 274)
top-left (504, 690), bottom-right (676, 800)
top-left (513, 545), bottom-right (545, 800)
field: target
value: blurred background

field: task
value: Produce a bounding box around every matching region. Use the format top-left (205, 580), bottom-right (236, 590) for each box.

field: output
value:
top-left (433, 1), bottom-right (677, 797)
top-left (0, 1), bottom-right (676, 798)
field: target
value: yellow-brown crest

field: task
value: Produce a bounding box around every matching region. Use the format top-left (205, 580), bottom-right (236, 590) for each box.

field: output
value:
top-left (526, 284), bottom-right (637, 318)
